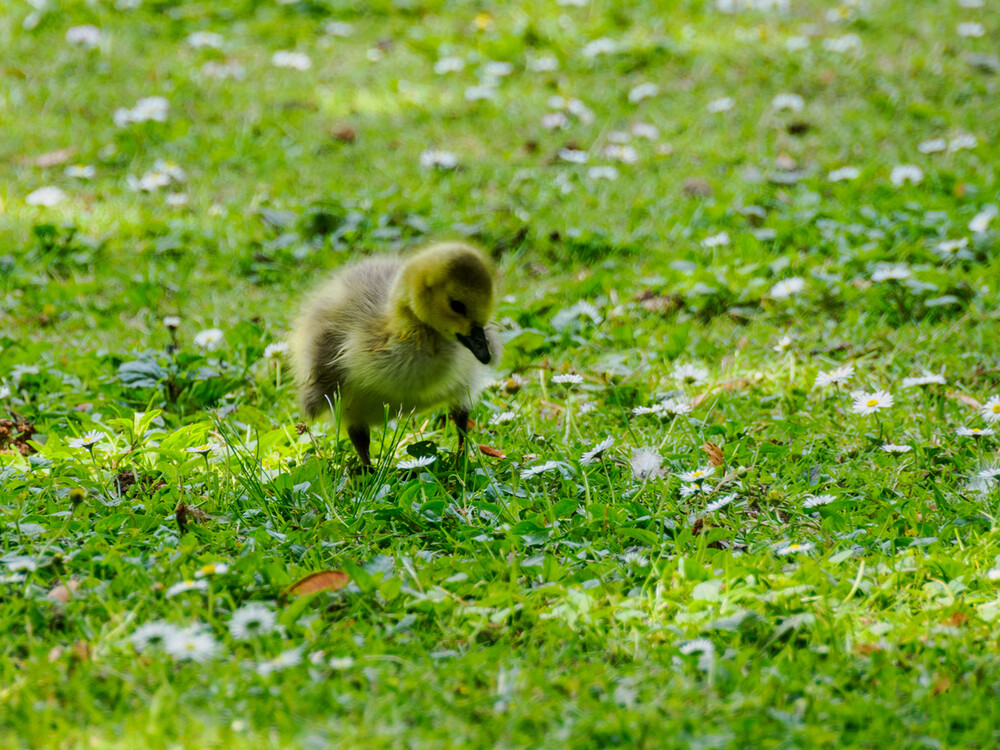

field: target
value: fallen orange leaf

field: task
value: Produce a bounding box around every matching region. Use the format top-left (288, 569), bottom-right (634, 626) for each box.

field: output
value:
top-left (288, 570), bottom-right (350, 596)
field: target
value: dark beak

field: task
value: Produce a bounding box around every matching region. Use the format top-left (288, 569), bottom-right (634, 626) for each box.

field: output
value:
top-left (457, 326), bottom-right (491, 364)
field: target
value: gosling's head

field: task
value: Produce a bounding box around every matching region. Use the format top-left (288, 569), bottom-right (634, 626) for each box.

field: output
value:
top-left (397, 242), bottom-right (496, 364)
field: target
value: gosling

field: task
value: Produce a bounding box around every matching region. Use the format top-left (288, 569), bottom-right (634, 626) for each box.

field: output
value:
top-left (289, 242), bottom-right (500, 467)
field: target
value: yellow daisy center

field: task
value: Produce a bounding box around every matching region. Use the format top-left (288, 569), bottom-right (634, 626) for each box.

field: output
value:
top-left (866, 399), bottom-right (878, 408)
top-left (992, 404), bottom-right (1000, 414)
top-left (200, 565), bottom-right (216, 575)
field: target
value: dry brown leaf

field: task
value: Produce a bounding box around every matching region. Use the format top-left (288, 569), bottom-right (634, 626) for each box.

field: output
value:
top-left (701, 442), bottom-right (725, 468)
top-left (944, 611), bottom-right (968, 627)
top-left (176, 503), bottom-right (211, 535)
top-left (853, 642), bottom-right (881, 656)
top-left (949, 393), bottom-right (982, 411)
top-left (289, 570), bottom-right (350, 596)
top-left (933, 675), bottom-right (952, 695)
top-left (29, 147), bottom-right (77, 168)
top-left (478, 444), bottom-right (506, 459)
top-left (71, 641), bottom-right (91, 661)
top-left (47, 580), bottom-right (80, 604)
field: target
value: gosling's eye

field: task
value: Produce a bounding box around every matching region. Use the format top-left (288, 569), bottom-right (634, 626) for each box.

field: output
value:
top-left (449, 299), bottom-right (467, 316)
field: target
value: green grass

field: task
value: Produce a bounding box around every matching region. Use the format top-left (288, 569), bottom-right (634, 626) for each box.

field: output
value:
top-left (2, 0), bottom-right (1000, 747)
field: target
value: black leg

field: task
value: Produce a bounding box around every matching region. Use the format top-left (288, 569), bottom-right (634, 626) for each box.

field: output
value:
top-left (450, 407), bottom-right (470, 458)
top-left (347, 425), bottom-right (372, 468)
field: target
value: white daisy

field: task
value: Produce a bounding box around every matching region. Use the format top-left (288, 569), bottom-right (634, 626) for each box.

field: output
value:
top-left (194, 328), bottom-right (225, 350)
top-left (186, 31), bottom-right (224, 49)
top-left (552, 373), bottom-right (584, 385)
top-left (771, 93), bottom-right (804, 112)
top-left (918, 138), bottom-right (947, 154)
top-left (630, 448), bottom-right (663, 481)
top-left (581, 437), bottom-right (614, 465)
top-left (659, 398), bottom-right (693, 415)
top-left (678, 466), bottom-right (715, 483)
top-left (701, 231), bottom-right (729, 248)
top-left (880, 443), bottom-right (912, 454)
top-left (803, 494), bottom-right (836, 509)
top-left (229, 603), bottom-right (277, 640)
top-left (871, 264), bottom-right (912, 282)
top-left (582, 38), bottom-right (618, 57)
top-left (558, 148), bottom-right (589, 164)
top-left (673, 364), bottom-right (709, 384)
top-left (489, 411), bottom-right (517, 426)
top-left (542, 112), bottom-right (568, 130)
top-left (707, 97), bottom-right (734, 113)
top-left (769, 276), bottom-right (806, 300)
top-left (419, 149), bottom-right (459, 170)
top-left (948, 134), bottom-right (978, 152)
top-left (957, 426), bottom-right (994, 437)
top-left (602, 144), bottom-right (639, 164)
top-left (588, 166), bottom-right (620, 181)
top-left (631, 122), bottom-right (659, 140)
top-left (164, 627), bottom-right (220, 663)
top-left (264, 341), bottom-right (290, 358)
top-left (901, 373), bottom-right (946, 388)
top-left (785, 35), bottom-right (810, 51)
top-left (271, 50), bottom-right (312, 70)
top-left (397, 455), bottom-right (436, 470)
top-left (628, 82), bottom-right (659, 103)
top-left (194, 562), bottom-right (229, 578)
top-left (68, 430), bottom-right (105, 450)
top-left (773, 335), bottom-right (793, 353)
top-left (621, 550), bottom-right (650, 568)
top-left (433, 56), bottom-right (465, 74)
top-left (65, 164), bottom-right (95, 179)
top-left (822, 34), bottom-right (862, 53)
top-left (521, 460), bottom-right (563, 478)
top-left (632, 405), bottom-right (659, 416)
top-left (257, 648), bottom-right (303, 676)
top-left (166, 579), bottom-right (209, 597)
top-left (131, 621), bottom-right (182, 652)
top-left (186, 443), bottom-right (216, 456)
top-left (890, 165), bottom-right (923, 186)
top-left (65, 25), bottom-right (102, 47)
top-left (934, 238), bottom-right (968, 256)
top-left (828, 166), bottom-right (860, 182)
top-left (775, 542), bottom-right (815, 556)
top-left (982, 396), bottom-right (1000, 424)
top-left (679, 483), bottom-right (706, 498)
top-left (328, 656), bottom-right (355, 669)
top-left (979, 468), bottom-right (1000, 480)
top-left (851, 390), bottom-right (894, 415)
top-left (970, 207), bottom-right (997, 234)
top-left (705, 493), bottom-right (737, 513)
top-left (814, 363), bottom-right (854, 387)
top-left (114, 96), bottom-right (169, 126)
top-left (26, 186), bottom-right (67, 207)
top-left (957, 22), bottom-right (985, 38)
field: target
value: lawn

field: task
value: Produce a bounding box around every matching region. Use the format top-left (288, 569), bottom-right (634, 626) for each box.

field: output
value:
top-left (2, 0), bottom-right (1000, 747)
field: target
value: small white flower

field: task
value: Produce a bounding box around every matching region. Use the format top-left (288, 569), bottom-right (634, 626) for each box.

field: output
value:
top-left (631, 122), bottom-right (659, 140)
top-left (558, 148), bottom-right (589, 164)
top-left (630, 447), bottom-right (662, 481)
top-left (163, 315), bottom-right (181, 329)
top-left (678, 466), bottom-right (715, 483)
top-left (164, 627), bottom-right (220, 662)
top-left (271, 50), bottom-right (312, 70)
top-left (5, 556), bottom-right (39, 572)
top-left (628, 82), bottom-right (659, 103)
top-left (397, 455), bottom-right (436, 470)
top-left (165, 193), bottom-right (189, 207)
top-left (660, 398), bottom-right (693, 415)
top-left (918, 138), bottom-right (947, 154)
top-left (828, 166), bottom-right (860, 182)
top-left (201, 60), bottom-right (246, 80)
top-left (464, 84), bottom-right (497, 101)
top-left (264, 342), bottom-right (290, 359)
top-left (679, 483), bottom-right (705, 498)
top-left (64, 164), bottom-right (95, 179)
top-left (229, 603), bottom-right (277, 640)
top-left (186, 443), bottom-right (217, 456)
top-left (957, 22), bottom-right (985, 38)
top-left (948, 134), bottom-right (978, 152)
top-left (434, 56), bottom-right (465, 74)
top-left (194, 328), bottom-right (225, 350)
top-left (706, 97), bottom-right (735, 113)
top-left (324, 21), bottom-right (355, 37)
top-left (521, 460), bottom-right (563, 478)
top-left (257, 648), bottom-right (303, 676)
top-left (935, 238), bottom-right (968, 256)
top-left (114, 96), bottom-right (169, 126)
top-left (194, 562), bottom-right (229, 578)
top-left (26, 186), bottom-right (67, 207)
top-left (66, 25), bottom-right (103, 47)
top-left (803, 494), bottom-right (835, 509)
top-left (871, 264), bottom-right (912, 282)
top-left (987, 568), bottom-right (1000, 581)
top-left (822, 34), bottom-right (862, 53)
top-left (552, 373), bottom-right (584, 385)
top-left (890, 165), bottom-right (923, 186)
top-left (419, 149), bottom-right (459, 170)
top-left (901, 373), bottom-right (946, 388)
top-left (969, 206), bottom-right (997, 234)
top-left (979, 468), bottom-right (1000, 480)
top-left (957, 426), bottom-right (994, 437)
top-left (776, 542), bottom-right (815, 556)
top-left (701, 231), bottom-right (729, 248)
top-left (187, 31), bottom-right (224, 49)
top-left (632, 405), bottom-right (659, 416)
top-left (541, 112), bottom-right (568, 130)
top-left (769, 276), bottom-right (806, 300)
top-left (328, 656), bottom-right (355, 669)
top-left (959, 0), bottom-right (984, 7)
top-left (68, 430), bottom-right (105, 450)
top-left (587, 166), bottom-right (619, 181)
top-left (582, 38), bottom-right (618, 58)
top-left (673, 363), bottom-right (709, 385)
top-left (621, 550), bottom-right (650, 568)
top-left (581, 437), bottom-right (614, 465)
top-left (851, 390), bottom-right (894, 416)
top-left (602, 144), bottom-right (639, 164)
top-left (771, 93), bottom-right (804, 112)
top-left (705, 493), bottom-right (737, 513)
top-left (166, 579), bottom-right (209, 598)
top-left (773, 335), bottom-right (793, 353)
top-left (982, 396), bottom-right (1000, 424)
top-left (489, 411), bottom-right (516, 426)
top-left (880, 443), bottom-right (912, 454)
top-left (131, 621), bottom-right (182, 652)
